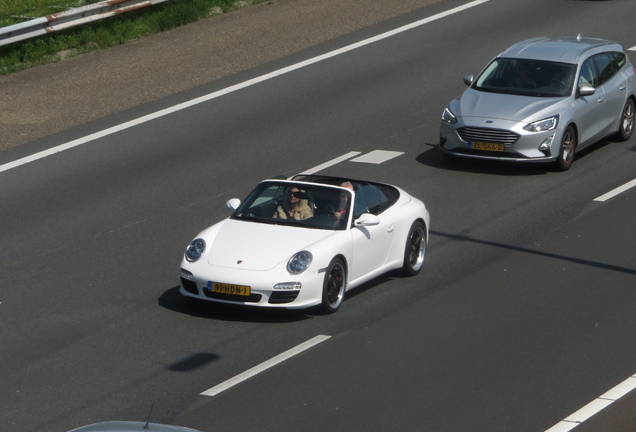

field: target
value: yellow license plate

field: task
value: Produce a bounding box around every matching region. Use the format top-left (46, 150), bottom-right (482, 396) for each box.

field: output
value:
top-left (209, 282), bottom-right (251, 296)
top-left (471, 141), bottom-right (504, 152)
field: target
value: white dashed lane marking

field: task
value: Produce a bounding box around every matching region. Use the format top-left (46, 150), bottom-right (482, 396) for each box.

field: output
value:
top-left (350, 150), bottom-right (404, 164)
top-left (593, 178), bottom-right (636, 202)
top-left (200, 335), bottom-right (330, 397)
top-left (544, 373), bottom-right (636, 432)
top-left (302, 150), bottom-right (404, 175)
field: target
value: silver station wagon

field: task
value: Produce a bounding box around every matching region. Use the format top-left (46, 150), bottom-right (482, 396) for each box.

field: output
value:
top-left (439, 35), bottom-right (636, 170)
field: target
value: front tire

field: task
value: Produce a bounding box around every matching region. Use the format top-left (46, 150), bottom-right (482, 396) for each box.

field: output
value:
top-left (556, 125), bottom-right (577, 171)
top-left (321, 257), bottom-right (346, 313)
top-left (402, 221), bottom-right (427, 276)
top-left (616, 98), bottom-right (635, 141)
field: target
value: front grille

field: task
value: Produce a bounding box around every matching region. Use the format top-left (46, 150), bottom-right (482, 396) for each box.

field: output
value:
top-left (180, 277), bottom-right (198, 295)
top-left (268, 291), bottom-right (300, 304)
top-left (203, 289), bottom-right (262, 303)
top-left (458, 127), bottom-right (519, 145)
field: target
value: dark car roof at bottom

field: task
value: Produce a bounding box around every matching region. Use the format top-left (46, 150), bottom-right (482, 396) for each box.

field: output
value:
top-left (67, 421), bottom-right (202, 432)
top-left (498, 36), bottom-right (620, 63)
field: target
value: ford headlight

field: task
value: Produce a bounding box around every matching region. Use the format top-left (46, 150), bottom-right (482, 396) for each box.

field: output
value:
top-left (287, 251), bottom-right (313, 275)
top-left (185, 238), bottom-right (206, 262)
top-left (442, 107), bottom-right (457, 124)
top-left (523, 115), bottom-right (559, 132)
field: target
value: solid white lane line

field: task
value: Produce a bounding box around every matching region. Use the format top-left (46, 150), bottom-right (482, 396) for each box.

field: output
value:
top-left (200, 335), bottom-right (330, 397)
top-left (0, 0), bottom-right (490, 174)
top-left (302, 151), bottom-right (361, 175)
top-left (544, 374), bottom-right (636, 432)
top-left (593, 178), bottom-right (636, 202)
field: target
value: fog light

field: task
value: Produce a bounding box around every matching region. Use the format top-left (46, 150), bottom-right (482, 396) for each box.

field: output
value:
top-left (180, 268), bottom-right (194, 280)
top-left (274, 282), bottom-right (301, 290)
top-left (539, 136), bottom-right (554, 151)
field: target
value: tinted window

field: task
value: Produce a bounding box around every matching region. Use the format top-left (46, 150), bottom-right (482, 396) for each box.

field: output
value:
top-left (579, 58), bottom-right (599, 88)
top-left (594, 53), bottom-right (617, 85)
top-left (353, 184), bottom-right (398, 218)
top-left (613, 52), bottom-right (626, 69)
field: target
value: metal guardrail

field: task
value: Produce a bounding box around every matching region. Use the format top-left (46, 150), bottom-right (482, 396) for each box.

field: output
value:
top-left (0, 0), bottom-right (170, 47)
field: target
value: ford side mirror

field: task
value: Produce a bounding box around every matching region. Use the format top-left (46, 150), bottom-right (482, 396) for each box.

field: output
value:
top-left (578, 85), bottom-right (595, 97)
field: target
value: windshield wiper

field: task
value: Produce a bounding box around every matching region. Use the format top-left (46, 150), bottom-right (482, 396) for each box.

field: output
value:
top-left (279, 220), bottom-right (307, 228)
top-left (475, 87), bottom-right (506, 94)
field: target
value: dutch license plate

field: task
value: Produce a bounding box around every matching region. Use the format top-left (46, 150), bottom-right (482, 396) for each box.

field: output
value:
top-left (208, 282), bottom-right (251, 296)
top-left (470, 141), bottom-right (504, 152)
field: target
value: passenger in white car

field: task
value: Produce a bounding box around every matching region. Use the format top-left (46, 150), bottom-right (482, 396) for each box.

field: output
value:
top-left (272, 187), bottom-right (313, 220)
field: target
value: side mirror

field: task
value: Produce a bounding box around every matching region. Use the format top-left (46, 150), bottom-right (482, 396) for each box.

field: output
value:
top-left (354, 213), bottom-right (380, 227)
top-left (578, 85), bottom-right (595, 97)
top-left (226, 198), bottom-right (241, 211)
top-left (463, 75), bottom-right (474, 86)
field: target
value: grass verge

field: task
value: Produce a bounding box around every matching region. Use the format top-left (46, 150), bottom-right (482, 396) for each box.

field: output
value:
top-left (0, 0), bottom-right (265, 75)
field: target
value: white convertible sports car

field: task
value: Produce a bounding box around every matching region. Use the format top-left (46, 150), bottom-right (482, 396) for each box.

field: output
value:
top-left (179, 175), bottom-right (430, 313)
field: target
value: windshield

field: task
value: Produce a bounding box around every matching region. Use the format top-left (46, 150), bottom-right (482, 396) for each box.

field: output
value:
top-left (474, 58), bottom-right (575, 97)
top-left (231, 181), bottom-right (352, 230)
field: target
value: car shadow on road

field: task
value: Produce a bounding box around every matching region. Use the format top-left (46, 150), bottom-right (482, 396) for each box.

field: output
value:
top-left (158, 286), bottom-right (312, 323)
top-left (417, 144), bottom-right (550, 175)
top-left (417, 140), bottom-right (614, 175)
top-left (432, 229), bottom-right (636, 276)
top-left (340, 273), bottom-right (396, 301)
top-left (166, 352), bottom-right (221, 372)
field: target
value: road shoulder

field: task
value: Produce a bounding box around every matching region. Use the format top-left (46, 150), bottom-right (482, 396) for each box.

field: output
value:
top-left (0, 0), bottom-right (440, 152)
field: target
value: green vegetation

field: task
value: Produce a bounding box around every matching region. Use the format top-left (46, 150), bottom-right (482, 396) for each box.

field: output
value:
top-left (0, 0), bottom-right (264, 75)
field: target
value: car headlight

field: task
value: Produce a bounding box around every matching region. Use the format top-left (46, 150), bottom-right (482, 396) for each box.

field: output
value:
top-left (287, 251), bottom-right (313, 275)
top-left (185, 238), bottom-right (206, 262)
top-left (442, 107), bottom-right (457, 124)
top-left (523, 115), bottom-right (559, 132)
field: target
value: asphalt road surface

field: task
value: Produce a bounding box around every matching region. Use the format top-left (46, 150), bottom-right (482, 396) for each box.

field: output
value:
top-left (176, 186), bottom-right (636, 432)
top-left (0, 0), bottom-right (439, 152)
top-left (1, 0), bottom-right (636, 431)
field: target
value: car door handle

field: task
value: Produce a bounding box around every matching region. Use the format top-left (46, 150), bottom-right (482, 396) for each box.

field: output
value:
top-left (620, 84), bottom-right (626, 91)
top-left (597, 97), bottom-right (605, 103)
top-left (387, 225), bottom-right (395, 233)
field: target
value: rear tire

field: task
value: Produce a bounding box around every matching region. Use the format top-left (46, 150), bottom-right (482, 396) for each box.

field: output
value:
top-left (321, 258), bottom-right (346, 313)
top-left (402, 221), bottom-right (427, 276)
top-left (616, 98), bottom-right (635, 141)
top-left (556, 125), bottom-right (577, 171)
